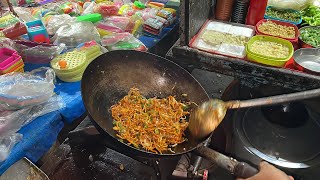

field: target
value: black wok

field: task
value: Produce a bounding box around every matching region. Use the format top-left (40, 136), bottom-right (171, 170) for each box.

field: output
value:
top-left (81, 51), bottom-right (259, 178)
top-left (81, 50), bottom-right (209, 157)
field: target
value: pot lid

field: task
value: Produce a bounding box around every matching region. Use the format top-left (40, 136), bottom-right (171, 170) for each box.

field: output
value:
top-left (234, 101), bottom-right (320, 168)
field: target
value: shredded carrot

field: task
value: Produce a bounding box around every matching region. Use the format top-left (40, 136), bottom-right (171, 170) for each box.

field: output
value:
top-left (111, 88), bottom-right (189, 154)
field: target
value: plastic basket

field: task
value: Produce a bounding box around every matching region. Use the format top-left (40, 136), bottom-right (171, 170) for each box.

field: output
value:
top-left (1, 59), bottom-right (24, 74)
top-left (246, 35), bottom-right (293, 67)
top-left (0, 48), bottom-right (21, 69)
top-left (50, 51), bottom-right (87, 74)
top-left (264, 6), bottom-right (302, 25)
top-left (14, 65), bottom-right (24, 73)
top-left (57, 73), bottom-right (83, 82)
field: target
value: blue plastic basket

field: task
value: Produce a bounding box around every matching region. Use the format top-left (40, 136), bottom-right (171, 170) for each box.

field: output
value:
top-left (264, 6), bottom-right (302, 25)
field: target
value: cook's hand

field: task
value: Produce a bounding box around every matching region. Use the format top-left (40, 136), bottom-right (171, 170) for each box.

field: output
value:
top-left (236, 161), bottom-right (294, 180)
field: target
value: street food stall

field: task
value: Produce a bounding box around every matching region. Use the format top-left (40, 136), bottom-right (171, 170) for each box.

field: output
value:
top-left (0, 0), bottom-right (320, 179)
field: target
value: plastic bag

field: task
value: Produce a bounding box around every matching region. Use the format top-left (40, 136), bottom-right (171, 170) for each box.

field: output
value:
top-left (126, 14), bottom-right (144, 37)
top-left (82, 2), bottom-right (96, 15)
top-left (0, 95), bottom-right (64, 137)
top-left (13, 7), bottom-right (36, 22)
top-left (139, 8), bottom-right (158, 21)
top-left (268, 0), bottom-right (311, 10)
top-left (0, 67), bottom-right (56, 111)
top-left (101, 32), bottom-right (147, 51)
top-left (0, 13), bottom-right (19, 29)
top-left (13, 40), bottom-right (65, 64)
top-left (93, 3), bottom-right (119, 16)
top-left (0, 38), bottom-right (16, 50)
top-left (104, 16), bottom-right (130, 30)
top-left (52, 21), bottom-right (101, 48)
top-left (59, 2), bottom-right (83, 16)
top-left (46, 14), bottom-right (76, 35)
top-left (0, 133), bottom-right (23, 162)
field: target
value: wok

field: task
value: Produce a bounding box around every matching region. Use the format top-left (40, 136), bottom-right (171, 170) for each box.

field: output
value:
top-left (81, 50), bottom-right (210, 156)
top-left (81, 51), bottom-right (259, 178)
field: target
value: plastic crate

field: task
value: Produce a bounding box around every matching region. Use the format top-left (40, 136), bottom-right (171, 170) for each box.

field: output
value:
top-left (0, 48), bottom-right (22, 73)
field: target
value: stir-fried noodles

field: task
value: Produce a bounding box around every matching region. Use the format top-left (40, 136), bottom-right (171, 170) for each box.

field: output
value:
top-left (111, 88), bottom-right (189, 154)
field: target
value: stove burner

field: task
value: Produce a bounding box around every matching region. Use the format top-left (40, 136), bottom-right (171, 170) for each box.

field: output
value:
top-left (261, 102), bottom-right (308, 128)
top-left (234, 103), bottom-right (320, 168)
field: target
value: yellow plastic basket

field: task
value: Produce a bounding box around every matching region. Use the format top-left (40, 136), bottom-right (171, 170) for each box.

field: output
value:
top-left (57, 73), bottom-right (83, 82)
top-left (0, 59), bottom-right (24, 74)
top-left (51, 52), bottom-right (87, 74)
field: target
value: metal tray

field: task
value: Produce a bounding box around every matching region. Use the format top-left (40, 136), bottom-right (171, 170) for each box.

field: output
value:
top-left (0, 157), bottom-right (49, 180)
top-left (293, 48), bottom-right (320, 74)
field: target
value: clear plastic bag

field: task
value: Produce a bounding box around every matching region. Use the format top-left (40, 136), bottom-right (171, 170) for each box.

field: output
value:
top-left (82, 2), bottom-right (96, 15)
top-left (101, 32), bottom-right (132, 46)
top-left (59, 2), bottom-right (83, 16)
top-left (0, 38), bottom-right (16, 50)
top-left (52, 21), bottom-right (101, 48)
top-left (0, 13), bottom-right (19, 29)
top-left (0, 95), bottom-right (64, 137)
top-left (0, 133), bottom-right (23, 162)
top-left (0, 67), bottom-right (56, 111)
top-left (13, 40), bottom-right (65, 64)
top-left (46, 14), bottom-right (76, 35)
top-left (101, 32), bottom-right (147, 51)
top-left (268, 0), bottom-right (311, 10)
top-left (93, 3), bottom-right (119, 16)
top-left (103, 16), bottom-right (130, 30)
top-left (13, 7), bottom-right (36, 22)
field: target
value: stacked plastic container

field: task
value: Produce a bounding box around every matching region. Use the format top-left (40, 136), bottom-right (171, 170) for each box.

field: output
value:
top-left (215, 0), bottom-right (235, 21)
top-left (231, 0), bottom-right (249, 24)
top-left (0, 48), bottom-right (24, 75)
top-left (50, 42), bottom-right (103, 82)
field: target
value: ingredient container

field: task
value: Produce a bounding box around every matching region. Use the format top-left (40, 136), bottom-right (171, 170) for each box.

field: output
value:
top-left (264, 6), bottom-right (302, 25)
top-left (246, 35), bottom-right (294, 67)
top-left (293, 48), bottom-right (320, 74)
top-left (299, 26), bottom-right (320, 48)
top-left (189, 20), bottom-right (255, 59)
top-left (256, 19), bottom-right (299, 49)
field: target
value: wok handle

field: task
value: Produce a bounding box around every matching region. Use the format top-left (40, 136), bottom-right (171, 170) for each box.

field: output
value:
top-left (225, 88), bottom-right (320, 109)
top-left (195, 146), bottom-right (258, 179)
top-left (234, 162), bottom-right (258, 179)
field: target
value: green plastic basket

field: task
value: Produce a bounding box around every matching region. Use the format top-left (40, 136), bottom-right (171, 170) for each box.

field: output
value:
top-left (246, 35), bottom-right (293, 67)
top-left (51, 51), bottom-right (87, 74)
top-left (57, 72), bottom-right (83, 82)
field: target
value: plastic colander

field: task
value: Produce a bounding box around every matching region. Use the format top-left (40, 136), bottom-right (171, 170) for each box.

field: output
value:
top-left (51, 51), bottom-right (87, 74)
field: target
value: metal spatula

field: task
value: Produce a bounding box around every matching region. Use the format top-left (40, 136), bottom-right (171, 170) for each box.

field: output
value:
top-left (189, 88), bottom-right (320, 139)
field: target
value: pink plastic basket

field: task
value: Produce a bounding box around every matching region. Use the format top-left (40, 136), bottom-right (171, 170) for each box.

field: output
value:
top-left (0, 48), bottom-right (22, 71)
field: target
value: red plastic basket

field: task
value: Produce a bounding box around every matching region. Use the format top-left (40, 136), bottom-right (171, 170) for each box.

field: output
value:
top-left (256, 19), bottom-right (299, 49)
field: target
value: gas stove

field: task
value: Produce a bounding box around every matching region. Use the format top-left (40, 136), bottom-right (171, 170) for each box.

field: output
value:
top-left (222, 81), bottom-right (320, 180)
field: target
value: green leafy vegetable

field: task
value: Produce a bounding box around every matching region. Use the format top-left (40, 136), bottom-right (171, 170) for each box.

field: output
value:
top-left (301, 5), bottom-right (320, 26)
top-left (266, 8), bottom-right (301, 22)
top-left (300, 28), bottom-right (320, 47)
